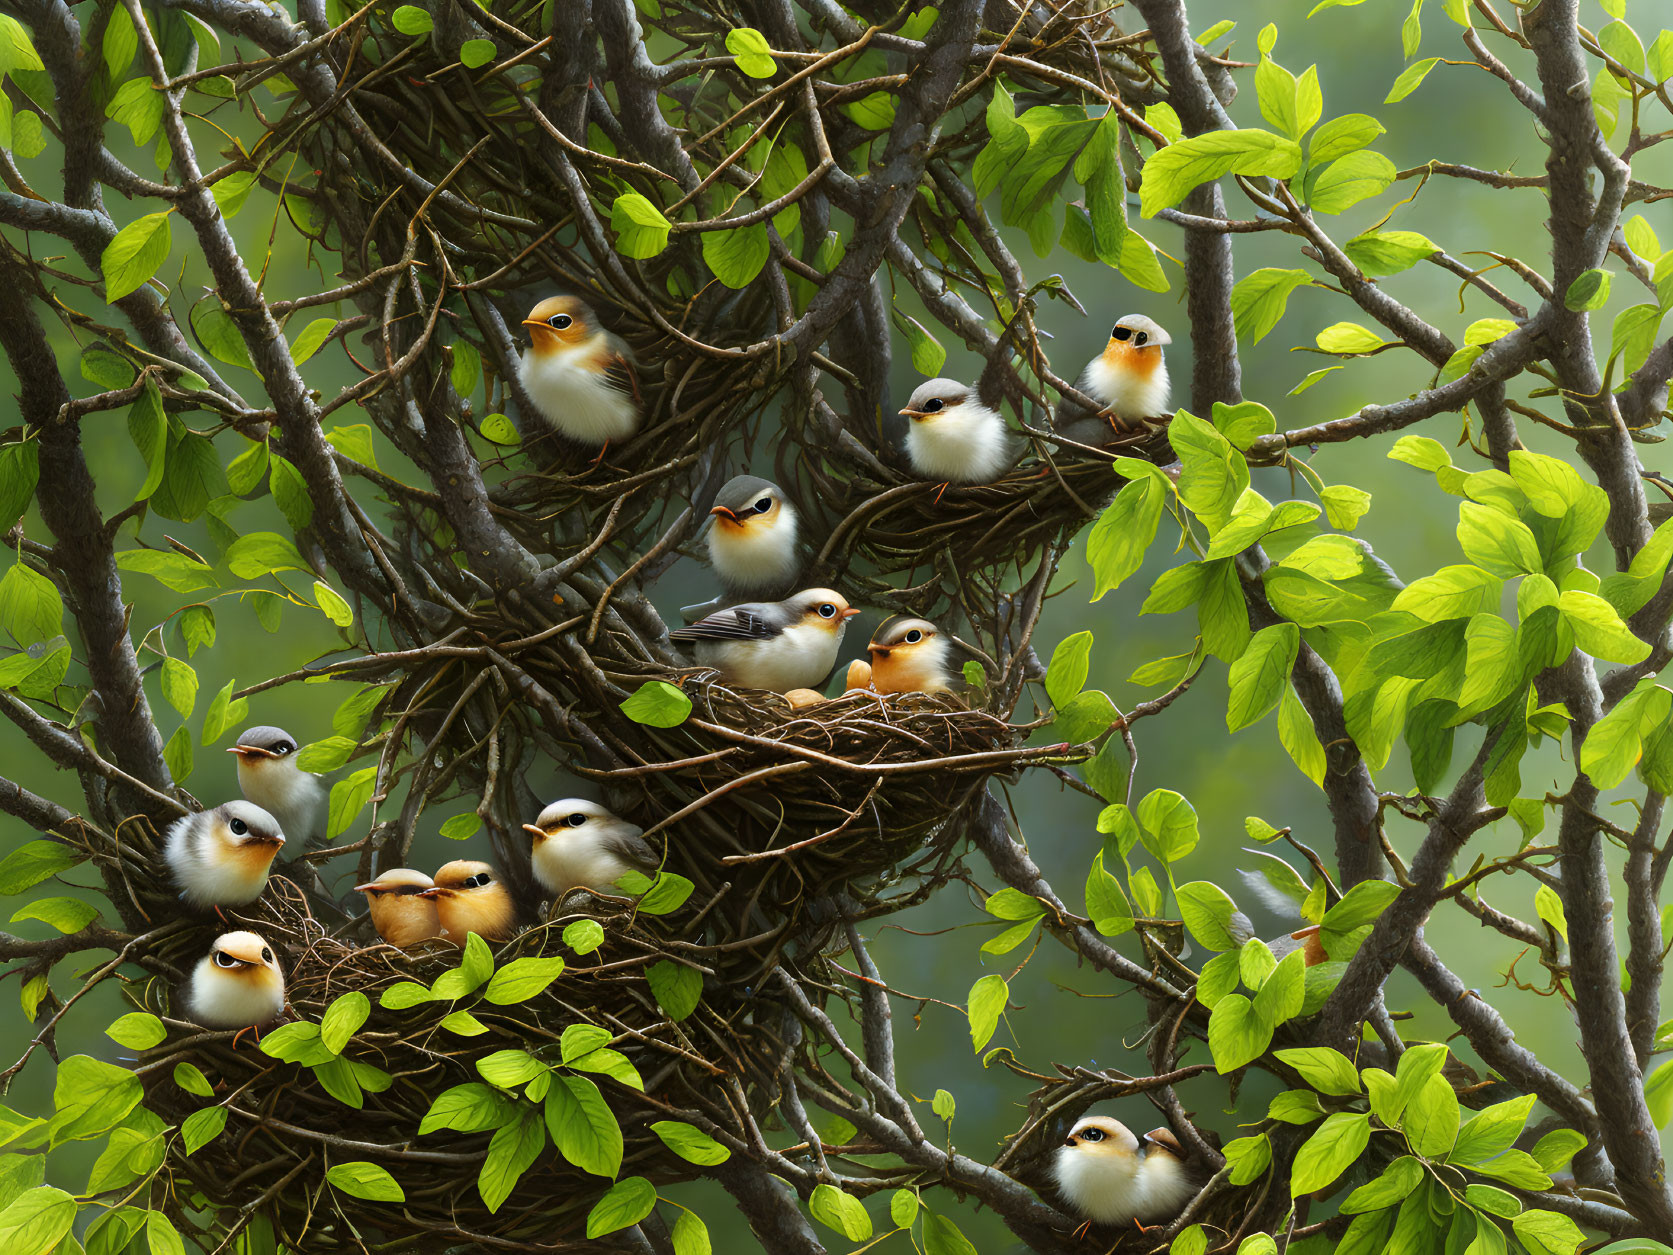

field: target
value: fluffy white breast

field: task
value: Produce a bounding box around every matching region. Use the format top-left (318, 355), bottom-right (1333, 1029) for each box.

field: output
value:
top-left (533, 834), bottom-right (637, 895)
top-left (1082, 354), bottom-right (1171, 422)
top-left (187, 959), bottom-right (285, 1029)
top-left (1053, 1144), bottom-right (1193, 1225)
top-left (905, 403), bottom-right (1011, 483)
top-left (708, 514), bottom-right (801, 595)
top-left (164, 815), bottom-right (273, 907)
top-left (518, 348), bottom-right (639, 444)
top-left (697, 620), bottom-right (846, 692)
top-left (237, 759), bottom-right (322, 843)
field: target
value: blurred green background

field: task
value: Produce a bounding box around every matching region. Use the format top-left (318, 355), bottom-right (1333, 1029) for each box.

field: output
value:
top-left (1, 0), bottom-right (1668, 1247)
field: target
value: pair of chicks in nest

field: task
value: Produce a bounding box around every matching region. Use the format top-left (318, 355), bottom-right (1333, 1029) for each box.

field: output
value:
top-left (517, 294), bottom-right (1171, 480)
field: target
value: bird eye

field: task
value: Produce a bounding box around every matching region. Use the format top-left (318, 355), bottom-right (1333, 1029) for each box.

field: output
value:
top-left (261, 947), bottom-right (273, 964)
top-left (567, 813), bottom-right (588, 827)
top-left (754, 497), bottom-right (773, 513)
top-left (1082, 1128), bottom-right (1103, 1142)
top-left (905, 629), bottom-right (923, 643)
top-left (923, 398), bottom-right (944, 413)
top-left (1135, 331), bottom-right (1148, 346)
top-left (1110, 326), bottom-right (1132, 341)
top-left (213, 951), bottom-right (240, 969)
top-left (274, 742), bottom-right (293, 755)
top-left (818, 604), bottom-right (837, 619)
top-left (229, 818), bottom-right (248, 836)
top-left (548, 313), bottom-right (573, 329)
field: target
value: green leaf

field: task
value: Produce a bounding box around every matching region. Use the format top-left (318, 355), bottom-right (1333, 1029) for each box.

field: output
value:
top-left (1530, 1128), bottom-right (1588, 1173)
top-left (843, 92), bottom-right (895, 130)
top-left (586, 1176), bottom-right (656, 1238)
top-left (1140, 130), bottom-right (1303, 216)
top-left (1088, 474), bottom-right (1165, 599)
top-left (1274, 1045), bottom-right (1361, 1095)
top-left (922, 1211), bottom-right (978, 1255)
top-left (546, 1074), bottom-right (622, 1177)
top-left (1453, 1093), bottom-right (1537, 1164)
top-left (1291, 1111), bottom-right (1371, 1196)
top-left (106, 78), bottom-right (164, 147)
top-left (479, 1110), bottom-right (543, 1212)
top-left (1227, 623), bottom-right (1299, 731)
top-left (1208, 994), bottom-right (1271, 1073)
top-left (725, 27), bottom-right (776, 78)
top-left (1046, 630), bottom-right (1093, 707)
top-left (610, 193), bottom-right (672, 259)
top-left (477, 1049), bottom-right (546, 1090)
top-left (1137, 788), bottom-right (1201, 862)
top-left (1343, 229), bottom-right (1437, 276)
top-left (1178, 881), bottom-right (1241, 950)
top-left (460, 38), bottom-right (495, 67)
top-left (0, 441), bottom-right (38, 526)
top-left (1254, 948), bottom-right (1306, 1028)
top-left (258, 1022), bottom-right (335, 1066)
top-left (1560, 589), bottom-right (1651, 663)
top-left (0, 841), bottom-right (84, 894)
top-left (1085, 853), bottom-right (1134, 936)
top-left (101, 213), bottom-right (172, 303)
top-left (621, 680), bottom-right (691, 727)
top-left (326, 1161), bottom-right (404, 1202)
top-left (180, 1105), bottom-right (227, 1155)
top-left (1306, 150), bottom-right (1396, 213)
top-left (810, 1184), bottom-right (872, 1242)
top-left (1512, 1209), bottom-right (1585, 1255)
top-left (1278, 685), bottom-right (1327, 786)
top-left (1404, 1072), bottom-right (1459, 1157)
top-left (967, 973), bottom-right (1007, 1052)
top-left (1320, 879), bottom-right (1399, 957)
top-left (1343, 1156), bottom-right (1425, 1213)
top-left (10, 897), bottom-right (97, 934)
top-left (225, 532), bottom-right (307, 580)
top-left (439, 1010), bottom-right (488, 1036)
top-left (1564, 268), bottom-right (1611, 311)
top-left (646, 960), bottom-right (702, 1020)
top-left (1269, 1090), bottom-right (1327, 1125)
top-left (106, 1012), bottom-right (166, 1050)
top-left (1458, 503), bottom-right (1541, 576)
top-left (702, 224), bottom-right (770, 290)
top-left (319, 991), bottom-right (370, 1055)
top-left (484, 956), bottom-right (567, 1005)
top-left (1223, 1133), bottom-right (1272, 1185)
top-left (0, 563), bottom-right (61, 646)
top-left (890, 1190), bottom-right (919, 1230)
top-left (419, 1083), bottom-right (515, 1135)
top-left (651, 1121), bottom-right (729, 1165)
top-left (637, 871), bottom-right (694, 915)
top-left (391, 5), bottom-right (432, 35)
top-left (1308, 114), bottom-right (1386, 165)
top-left (0, 1187), bottom-right (76, 1255)
top-left (563, 919), bottom-right (606, 955)
top-left (172, 1063), bottom-right (213, 1098)
top-left (672, 1211), bottom-right (711, 1255)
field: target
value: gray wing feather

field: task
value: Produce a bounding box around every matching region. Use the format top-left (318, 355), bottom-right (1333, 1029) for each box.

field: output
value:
top-left (604, 829), bottom-right (660, 873)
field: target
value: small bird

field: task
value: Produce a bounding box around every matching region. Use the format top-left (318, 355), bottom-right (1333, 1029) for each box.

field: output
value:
top-left (865, 618), bottom-right (956, 694)
top-left (898, 379), bottom-right (1015, 485)
top-left (670, 588), bottom-right (859, 692)
top-left (704, 475), bottom-right (804, 602)
top-left (421, 860), bottom-right (517, 945)
top-left (518, 295), bottom-right (641, 447)
top-left (523, 799), bottom-right (659, 897)
top-left (184, 931), bottom-right (286, 1034)
top-left (354, 868), bottom-right (443, 948)
top-left (1056, 315), bottom-right (1172, 444)
top-left (163, 801), bottom-right (286, 911)
top-left (1054, 1115), bottom-right (1196, 1228)
top-left (228, 726), bottom-right (325, 845)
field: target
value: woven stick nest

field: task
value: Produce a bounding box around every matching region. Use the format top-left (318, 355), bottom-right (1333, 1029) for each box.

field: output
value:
top-left (133, 879), bottom-right (796, 1253)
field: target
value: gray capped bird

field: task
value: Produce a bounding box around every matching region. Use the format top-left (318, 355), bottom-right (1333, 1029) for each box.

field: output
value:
top-left (706, 476), bottom-right (804, 597)
top-left (184, 930), bottom-right (287, 1036)
top-left (898, 379), bottom-right (1016, 485)
top-left (164, 801), bottom-right (287, 911)
top-left (228, 726), bottom-right (325, 845)
top-left (1055, 314), bottom-right (1172, 446)
top-left (866, 618), bottom-right (957, 694)
top-left (523, 799), bottom-right (659, 897)
top-left (670, 588), bottom-right (859, 692)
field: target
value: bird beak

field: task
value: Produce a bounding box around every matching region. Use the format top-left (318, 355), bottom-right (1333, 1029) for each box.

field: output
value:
top-left (417, 888), bottom-right (450, 900)
top-left (1063, 1136), bottom-right (1078, 1147)
top-left (898, 407), bottom-right (925, 420)
top-left (869, 644), bottom-right (891, 659)
top-left (227, 745), bottom-right (275, 760)
top-left (252, 833), bottom-right (285, 848)
top-left (708, 505), bottom-right (739, 522)
top-left (522, 823), bottom-right (549, 841)
top-left (354, 882), bottom-right (381, 895)
top-left (841, 608), bottom-right (861, 620)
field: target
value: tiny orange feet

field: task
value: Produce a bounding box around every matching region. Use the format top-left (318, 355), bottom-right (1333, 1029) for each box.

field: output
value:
top-left (230, 1025), bottom-right (257, 1049)
top-left (588, 440), bottom-right (611, 468)
top-left (1071, 1220), bottom-right (1095, 1241)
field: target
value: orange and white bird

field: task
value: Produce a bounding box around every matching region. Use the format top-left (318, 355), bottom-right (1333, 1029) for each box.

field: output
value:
top-left (518, 296), bottom-right (641, 446)
top-left (898, 379), bottom-right (1015, 484)
top-left (1053, 1115), bottom-right (1196, 1228)
top-left (523, 799), bottom-right (659, 897)
top-left (866, 618), bottom-right (955, 695)
top-left (421, 860), bottom-right (517, 945)
top-left (355, 868), bottom-right (443, 948)
top-left (164, 801), bottom-right (286, 910)
top-left (1056, 315), bottom-right (1172, 443)
top-left (705, 475), bottom-right (803, 602)
top-left (228, 726), bottom-right (324, 845)
top-left (185, 931), bottom-right (287, 1032)
top-left (670, 588), bottom-right (860, 692)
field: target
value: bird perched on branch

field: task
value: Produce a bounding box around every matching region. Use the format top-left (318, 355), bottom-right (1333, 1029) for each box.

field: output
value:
top-left (898, 379), bottom-right (1015, 485)
top-left (524, 799), bottom-right (659, 897)
top-left (670, 588), bottom-right (859, 692)
top-left (422, 860), bottom-right (517, 944)
top-left (164, 801), bottom-right (286, 911)
top-left (862, 618), bottom-right (956, 695)
top-left (355, 869), bottom-right (442, 948)
top-left (1055, 315), bottom-right (1172, 445)
top-left (703, 475), bottom-right (805, 603)
top-left (228, 726), bottom-right (325, 846)
top-left (185, 931), bottom-right (286, 1035)
top-left (1053, 1115), bottom-right (1196, 1228)
top-left (518, 295), bottom-right (641, 447)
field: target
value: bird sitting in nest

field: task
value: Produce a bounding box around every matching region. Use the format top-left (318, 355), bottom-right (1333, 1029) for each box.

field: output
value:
top-left (1053, 1114), bottom-right (1198, 1232)
top-left (897, 378), bottom-right (1018, 490)
top-left (844, 618), bottom-right (958, 697)
top-left (671, 588), bottom-right (859, 693)
top-left (421, 860), bottom-right (518, 944)
top-left (524, 799), bottom-right (659, 897)
top-left (355, 869), bottom-right (443, 948)
top-left (164, 801), bottom-right (286, 915)
top-left (681, 475), bottom-right (806, 623)
top-left (184, 931), bottom-right (287, 1042)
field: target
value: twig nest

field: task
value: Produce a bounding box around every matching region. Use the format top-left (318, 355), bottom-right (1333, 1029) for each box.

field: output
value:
top-left (134, 882), bottom-right (790, 1252)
